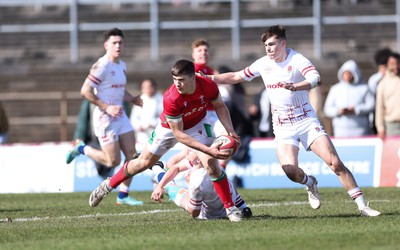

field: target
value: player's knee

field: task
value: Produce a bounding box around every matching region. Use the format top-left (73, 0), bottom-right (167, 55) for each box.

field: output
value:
top-left (328, 158), bottom-right (346, 175)
top-left (106, 157), bottom-right (121, 168)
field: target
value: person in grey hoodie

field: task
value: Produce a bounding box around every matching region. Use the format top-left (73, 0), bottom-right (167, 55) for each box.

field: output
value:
top-left (324, 60), bottom-right (375, 137)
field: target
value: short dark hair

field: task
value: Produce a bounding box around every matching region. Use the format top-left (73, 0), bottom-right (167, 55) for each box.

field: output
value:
top-left (374, 48), bottom-right (392, 66)
top-left (104, 28), bottom-right (124, 42)
top-left (261, 25), bottom-right (286, 43)
top-left (390, 52), bottom-right (400, 61)
top-left (172, 59), bottom-right (195, 77)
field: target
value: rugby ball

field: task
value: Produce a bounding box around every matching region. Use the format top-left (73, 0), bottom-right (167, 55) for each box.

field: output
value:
top-left (213, 135), bottom-right (239, 155)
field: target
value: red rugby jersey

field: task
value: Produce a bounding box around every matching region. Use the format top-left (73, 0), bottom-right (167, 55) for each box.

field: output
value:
top-left (160, 75), bottom-right (219, 130)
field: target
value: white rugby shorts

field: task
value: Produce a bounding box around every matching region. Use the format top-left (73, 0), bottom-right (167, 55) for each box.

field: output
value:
top-left (274, 118), bottom-right (327, 151)
top-left (92, 107), bottom-right (133, 146)
top-left (147, 117), bottom-right (214, 156)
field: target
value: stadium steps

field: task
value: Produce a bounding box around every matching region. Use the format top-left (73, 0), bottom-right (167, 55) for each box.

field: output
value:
top-left (0, 0), bottom-right (396, 143)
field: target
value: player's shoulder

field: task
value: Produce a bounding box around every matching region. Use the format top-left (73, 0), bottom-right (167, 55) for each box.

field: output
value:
top-left (195, 76), bottom-right (218, 94)
top-left (97, 55), bottom-right (110, 65)
top-left (91, 55), bottom-right (110, 71)
top-left (163, 84), bottom-right (180, 101)
top-left (251, 55), bottom-right (271, 68)
top-left (288, 48), bottom-right (309, 61)
top-left (196, 74), bottom-right (215, 85)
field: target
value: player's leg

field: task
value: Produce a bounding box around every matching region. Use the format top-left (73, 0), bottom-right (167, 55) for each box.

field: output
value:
top-left (89, 148), bottom-right (161, 207)
top-left (115, 131), bottom-right (143, 206)
top-left (89, 123), bottom-right (179, 207)
top-left (275, 123), bottom-right (321, 209)
top-left (196, 151), bottom-right (242, 221)
top-left (229, 180), bottom-right (252, 218)
top-left (67, 108), bottom-right (122, 166)
top-left (310, 135), bottom-right (357, 190)
top-left (86, 141), bottom-right (122, 167)
top-left (310, 135), bottom-right (380, 216)
top-left (276, 142), bottom-right (321, 209)
top-left (190, 118), bottom-right (242, 221)
top-left (66, 137), bottom-right (121, 166)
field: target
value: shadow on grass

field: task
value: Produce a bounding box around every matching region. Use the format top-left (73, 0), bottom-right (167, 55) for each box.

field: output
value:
top-left (249, 211), bottom-right (399, 220)
top-left (0, 209), bottom-right (25, 212)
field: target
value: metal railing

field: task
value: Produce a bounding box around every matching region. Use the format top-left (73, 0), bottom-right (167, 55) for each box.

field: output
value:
top-left (0, 91), bottom-right (81, 142)
top-left (0, 0), bottom-right (399, 63)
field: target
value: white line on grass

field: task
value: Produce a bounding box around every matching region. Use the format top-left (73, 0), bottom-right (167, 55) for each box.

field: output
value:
top-left (1, 200), bottom-right (390, 223)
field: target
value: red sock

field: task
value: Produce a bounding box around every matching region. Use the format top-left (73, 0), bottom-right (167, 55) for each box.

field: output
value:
top-left (109, 162), bottom-right (131, 189)
top-left (211, 172), bottom-right (234, 208)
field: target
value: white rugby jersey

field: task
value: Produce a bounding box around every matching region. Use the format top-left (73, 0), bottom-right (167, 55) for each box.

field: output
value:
top-left (187, 167), bottom-right (243, 220)
top-left (188, 168), bottom-right (225, 219)
top-left (86, 55), bottom-right (127, 106)
top-left (240, 48), bottom-right (319, 127)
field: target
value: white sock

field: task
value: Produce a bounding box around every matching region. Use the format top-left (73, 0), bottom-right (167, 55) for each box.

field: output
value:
top-left (119, 183), bottom-right (129, 194)
top-left (152, 165), bottom-right (165, 179)
top-left (347, 187), bottom-right (366, 210)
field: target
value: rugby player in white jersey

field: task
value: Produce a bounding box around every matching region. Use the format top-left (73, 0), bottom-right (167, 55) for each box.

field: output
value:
top-left (151, 149), bottom-right (252, 220)
top-left (88, 59), bottom-right (245, 222)
top-left (209, 25), bottom-right (380, 217)
top-left (66, 28), bottom-right (143, 206)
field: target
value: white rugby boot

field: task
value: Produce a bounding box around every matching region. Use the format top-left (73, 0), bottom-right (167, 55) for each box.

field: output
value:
top-left (306, 175), bottom-right (321, 209)
top-left (360, 206), bottom-right (381, 217)
top-left (89, 178), bottom-right (112, 207)
top-left (226, 206), bottom-right (243, 222)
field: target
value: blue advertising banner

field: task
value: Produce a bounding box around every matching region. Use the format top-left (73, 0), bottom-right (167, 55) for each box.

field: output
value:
top-left (71, 138), bottom-right (381, 192)
top-left (226, 139), bottom-right (380, 189)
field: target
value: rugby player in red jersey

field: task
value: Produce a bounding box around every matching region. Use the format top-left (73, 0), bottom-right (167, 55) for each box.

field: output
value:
top-left (89, 59), bottom-right (244, 221)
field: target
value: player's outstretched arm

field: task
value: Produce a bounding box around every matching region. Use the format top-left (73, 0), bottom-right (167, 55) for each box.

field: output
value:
top-left (213, 71), bottom-right (243, 85)
top-left (151, 166), bottom-right (180, 202)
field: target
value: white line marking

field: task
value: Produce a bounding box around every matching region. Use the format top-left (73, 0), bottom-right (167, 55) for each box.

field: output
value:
top-left (1, 200), bottom-right (391, 223)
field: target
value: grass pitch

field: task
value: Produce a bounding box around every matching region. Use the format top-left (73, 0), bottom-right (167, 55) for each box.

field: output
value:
top-left (1, 187), bottom-right (399, 250)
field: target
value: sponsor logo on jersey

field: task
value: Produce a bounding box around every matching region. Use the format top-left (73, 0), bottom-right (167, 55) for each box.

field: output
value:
top-left (266, 82), bottom-right (285, 89)
top-left (199, 95), bottom-right (205, 104)
top-left (182, 104), bottom-right (207, 118)
top-left (111, 84), bottom-right (125, 88)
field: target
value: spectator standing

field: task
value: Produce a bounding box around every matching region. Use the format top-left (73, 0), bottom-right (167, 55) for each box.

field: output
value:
top-left (66, 28), bottom-right (143, 206)
top-left (0, 101), bottom-right (9, 144)
top-left (375, 52), bottom-right (400, 139)
top-left (368, 48), bottom-right (392, 134)
top-left (368, 48), bottom-right (392, 96)
top-left (324, 60), bottom-right (375, 137)
top-left (130, 78), bottom-right (163, 146)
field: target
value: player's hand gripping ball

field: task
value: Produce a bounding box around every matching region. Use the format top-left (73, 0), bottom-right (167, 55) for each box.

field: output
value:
top-left (212, 135), bottom-right (239, 156)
